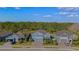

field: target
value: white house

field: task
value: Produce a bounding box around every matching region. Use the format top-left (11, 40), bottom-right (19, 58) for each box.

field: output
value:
top-left (54, 31), bottom-right (77, 46)
top-left (31, 30), bottom-right (51, 42)
top-left (5, 33), bottom-right (24, 42)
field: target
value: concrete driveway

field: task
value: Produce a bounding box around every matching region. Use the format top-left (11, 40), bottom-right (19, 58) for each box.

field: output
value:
top-left (1, 42), bottom-right (12, 48)
top-left (32, 40), bottom-right (43, 48)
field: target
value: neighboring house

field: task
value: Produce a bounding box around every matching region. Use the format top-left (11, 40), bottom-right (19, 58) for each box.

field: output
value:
top-left (5, 33), bottom-right (24, 42)
top-left (0, 32), bottom-right (13, 41)
top-left (54, 31), bottom-right (77, 46)
top-left (31, 29), bottom-right (51, 42)
top-left (0, 32), bottom-right (25, 43)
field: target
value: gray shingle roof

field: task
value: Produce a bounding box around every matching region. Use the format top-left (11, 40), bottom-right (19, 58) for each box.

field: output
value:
top-left (0, 32), bottom-right (13, 38)
top-left (55, 31), bottom-right (73, 37)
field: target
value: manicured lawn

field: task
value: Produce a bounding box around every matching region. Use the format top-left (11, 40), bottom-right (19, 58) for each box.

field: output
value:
top-left (68, 39), bottom-right (79, 50)
top-left (12, 41), bottom-right (32, 48)
top-left (71, 39), bottom-right (79, 47)
top-left (71, 43), bottom-right (79, 50)
top-left (0, 42), bottom-right (6, 45)
top-left (43, 40), bottom-right (58, 48)
top-left (71, 46), bottom-right (79, 50)
top-left (44, 44), bottom-right (58, 48)
top-left (0, 42), bottom-right (6, 47)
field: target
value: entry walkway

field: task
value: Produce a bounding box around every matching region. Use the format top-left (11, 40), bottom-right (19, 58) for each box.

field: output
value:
top-left (32, 40), bottom-right (43, 48)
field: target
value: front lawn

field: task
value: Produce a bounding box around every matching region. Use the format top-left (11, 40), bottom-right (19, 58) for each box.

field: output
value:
top-left (12, 41), bottom-right (32, 48)
top-left (72, 39), bottom-right (79, 47)
top-left (43, 39), bottom-right (58, 48)
top-left (0, 42), bottom-right (6, 47)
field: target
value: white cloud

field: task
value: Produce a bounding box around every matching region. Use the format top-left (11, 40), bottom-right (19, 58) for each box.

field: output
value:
top-left (57, 12), bottom-right (69, 15)
top-left (75, 15), bottom-right (79, 16)
top-left (14, 7), bottom-right (21, 10)
top-left (57, 12), bottom-right (77, 15)
top-left (67, 14), bottom-right (74, 17)
top-left (67, 14), bottom-right (79, 17)
top-left (1, 7), bottom-right (7, 9)
top-left (42, 15), bottom-right (52, 18)
top-left (33, 14), bottom-right (40, 16)
top-left (57, 7), bottom-right (79, 11)
top-left (58, 7), bottom-right (74, 11)
top-left (55, 11), bottom-right (79, 18)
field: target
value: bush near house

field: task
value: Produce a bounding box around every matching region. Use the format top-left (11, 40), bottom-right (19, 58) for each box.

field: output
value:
top-left (72, 31), bottom-right (79, 47)
top-left (72, 39), bottom-right (79, 46)
top-left (0, 39), bottom-right (6, 46)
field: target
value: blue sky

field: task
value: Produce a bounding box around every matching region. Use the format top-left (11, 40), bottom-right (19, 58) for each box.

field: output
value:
top-left (0, 7), bottom-right (79, 23)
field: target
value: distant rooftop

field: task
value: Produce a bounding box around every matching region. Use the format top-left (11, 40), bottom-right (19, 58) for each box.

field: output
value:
top-left (55, 30), bottom-right (73, 37)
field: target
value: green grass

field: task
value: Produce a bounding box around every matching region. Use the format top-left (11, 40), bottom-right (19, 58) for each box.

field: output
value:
top-left (0, 42), bottom-right (5, 45)
top-left (43, 40), bottom-right (58, 48)
top-left (44, 44), bottom-right (58, 48)
top-left (72, 39), bottom-right (79, 47)
top-left (12, 41), bottom-right (32, 48)
top-left (71, 46), bottom-right (79, 50)
top-left (0, 42), bottom-right (5, 48)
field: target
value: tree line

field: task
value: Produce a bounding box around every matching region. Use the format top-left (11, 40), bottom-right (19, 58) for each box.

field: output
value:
top-left (0, 22), bottom-right (73, 33)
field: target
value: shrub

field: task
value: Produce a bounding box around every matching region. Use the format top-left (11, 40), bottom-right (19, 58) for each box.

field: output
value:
top-left (72, 39), bottom-right (79, 46)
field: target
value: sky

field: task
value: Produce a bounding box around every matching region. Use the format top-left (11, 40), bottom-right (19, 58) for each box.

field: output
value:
top-left (0, 7), bottom-right (79, 23)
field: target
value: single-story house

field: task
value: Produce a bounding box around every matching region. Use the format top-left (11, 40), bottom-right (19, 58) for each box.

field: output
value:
top-left (5, 33), bottom-right (25, 42)
top-left (0, 32), bottom-right (25, 44)
top-left (0, 32), bottom-right (13, 41)
top-left (31, 29), bottom-right (52, 42)
top-left (54, 31), bottom-right (77, 46)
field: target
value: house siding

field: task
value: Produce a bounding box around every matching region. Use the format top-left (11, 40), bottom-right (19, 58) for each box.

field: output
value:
top-left (5, 34), bottom-right (24, 42)
top-left (31, 32), bottom-right (51, 41)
